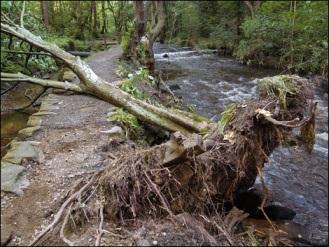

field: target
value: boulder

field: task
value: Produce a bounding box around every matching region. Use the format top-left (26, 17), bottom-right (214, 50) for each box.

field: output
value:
top-left (2, 141), bottom-right (41, 164)
top-left (1, 161), bottom-right (26, 194)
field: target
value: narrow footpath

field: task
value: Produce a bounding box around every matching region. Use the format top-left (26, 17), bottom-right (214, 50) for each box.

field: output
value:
top-left (1, 46), bottom-right (123, 245)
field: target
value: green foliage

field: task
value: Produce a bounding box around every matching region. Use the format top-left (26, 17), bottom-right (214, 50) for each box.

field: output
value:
top-left (120, 21), bottom-right (133, 54)
top-left (28, 56), bottom-right (57, 74)
top-left (1, 0), bottom-right (12, 10)
top-left (1, 33), bottom-right (57, 75)
top-left (218, 103), bottom-right (237, 134)
top-left (119, 67), bottom-right (155, 99)
top-left (256, 75), bottom-right (297, 109)
top-left (120, 80), bottom-right (145, 99)
top-left (186, 103), bottom-right (197, 113)
top-left (44, 34), bottom-right (89, 51)
top-left (115, 62), bottom-right (134, 78)
top-left (236, 1), bottom-right (328, 75)
top-left (167, 1), bottom-right (327, 75)
top-left (108, 108), bottom-right (144, 140)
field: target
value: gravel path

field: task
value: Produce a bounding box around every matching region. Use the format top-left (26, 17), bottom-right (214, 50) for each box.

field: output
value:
top-left (1, 46), bottom-right (123, 246)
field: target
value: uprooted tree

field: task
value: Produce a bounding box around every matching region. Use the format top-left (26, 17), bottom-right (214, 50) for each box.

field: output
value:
top-left (1, 15), bottom-right (317, 246)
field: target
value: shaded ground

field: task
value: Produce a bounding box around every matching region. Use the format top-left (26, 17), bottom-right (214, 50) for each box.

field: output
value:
top-left (1, 46), bottom-right (123, 245)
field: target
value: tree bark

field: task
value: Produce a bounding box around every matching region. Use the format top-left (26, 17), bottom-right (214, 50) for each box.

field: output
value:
top-left (0, 21), bottom-right (210, 135)
top-left (91, 0), bottom-right (98, 37)
top-left (40, 1), bottom-right (49, 29)
top-left (158, 2), bottom-right (167, 44)
top-left (124, 1), bottom-right (145, 61)
top-left (101, 1), bottom-right (107, 34)
top-left (142, 1), bottom-right (166, 73)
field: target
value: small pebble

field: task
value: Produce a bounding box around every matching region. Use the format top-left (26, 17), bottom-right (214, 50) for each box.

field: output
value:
top-left (298, 234), bottom-right (302, 238)
top-left (162, 232), bottom-right (167, 236)
top-left (152, 240), bottom-right (158, 245)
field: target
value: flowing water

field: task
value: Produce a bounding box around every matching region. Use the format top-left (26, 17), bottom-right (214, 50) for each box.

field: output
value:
top-left (154, 43), bottom-right (328, 244)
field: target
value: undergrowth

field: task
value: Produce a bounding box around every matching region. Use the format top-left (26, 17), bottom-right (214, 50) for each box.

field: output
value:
top-left (108, 108), bottom-right (144, 141)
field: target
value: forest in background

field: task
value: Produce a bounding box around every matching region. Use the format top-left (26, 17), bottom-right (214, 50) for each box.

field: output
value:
top-left (1, 1), bottom-right (328, 77)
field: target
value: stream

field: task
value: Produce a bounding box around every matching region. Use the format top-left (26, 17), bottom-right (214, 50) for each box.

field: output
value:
top-left (154, 43), bottom-right (328, 244)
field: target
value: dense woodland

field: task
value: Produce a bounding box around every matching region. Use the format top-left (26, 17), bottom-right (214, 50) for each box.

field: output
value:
top-left (1, 1), bottom-right (328, 76)
top-left (0, 1), bottom-right (328, 246)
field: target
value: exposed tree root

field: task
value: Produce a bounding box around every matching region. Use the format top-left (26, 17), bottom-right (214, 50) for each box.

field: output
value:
top-left (95, 205), bottom-right (104, 246)
top-left (29, 174), bottom-right (100, 246)
top-left (28, 76), bottom-right (315, 245)
top-left (31, 77), bottom-right (315, 245)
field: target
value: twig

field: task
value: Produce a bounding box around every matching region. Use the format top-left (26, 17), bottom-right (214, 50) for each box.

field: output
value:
top-left (1, 82), bottom-right (20, 95)
top-left (11, 87), bottom-right (47, 111)
top-left (143, 171), bottom-right (174, 217)
top-left (212, 220), bottom-right (234, 245)
top-left (158, 72), bottom-right (178, 102)
top-left (29, 175), bottom-right (97, 246)
top-left (95, 205), bottom-right (104, 246)
top-left (60, 203), bottom-right (74, 246)
top-left (256, 102), bottom-right (317, 128)
top-left (103, 230), bottom-right (125, 239)
top-left (1, 49), bottom-right (52, 56)
top-left (256, 166), bottom-right (278, 231)
top-left (20, 1), bottom-right (26, 28)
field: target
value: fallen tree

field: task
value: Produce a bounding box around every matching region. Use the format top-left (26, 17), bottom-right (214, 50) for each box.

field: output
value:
top-left (28, 74), bottom-right (316, 245)
top-left (1, 15), bottom-right (317, 246)
top-left (1, 17), bottom-right (210, 135)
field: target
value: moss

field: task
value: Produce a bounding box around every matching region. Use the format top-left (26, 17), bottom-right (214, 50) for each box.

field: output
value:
top-left (184, 111), bottom-right (212, 123)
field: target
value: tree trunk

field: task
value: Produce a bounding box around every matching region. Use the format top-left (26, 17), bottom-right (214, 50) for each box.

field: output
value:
top-left (101, 1), bottom-right (107, 34)
top-left (40, 1), bottom-right (49, 29)
top-left (124, 1), bottom-right (145, 61)
top-left (158, 2), bottom-right (167, 44)
top-left (91, 0), bottom-right (98, 37)
top-left (0, 22), bottom-right (209, 135)
top-left (142, 1), bottom-right (166, 74)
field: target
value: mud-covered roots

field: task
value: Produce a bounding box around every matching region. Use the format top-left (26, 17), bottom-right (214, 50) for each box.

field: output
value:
top-left (30, 75), bottom-right (316, 245)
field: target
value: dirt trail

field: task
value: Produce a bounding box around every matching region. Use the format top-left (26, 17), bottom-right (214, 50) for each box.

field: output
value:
top-left (1, 46), bottom-right (123, 246)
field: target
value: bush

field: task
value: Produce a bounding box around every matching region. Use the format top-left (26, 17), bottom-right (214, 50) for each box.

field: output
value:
top-left (235, 1), bottom-right (328, 75)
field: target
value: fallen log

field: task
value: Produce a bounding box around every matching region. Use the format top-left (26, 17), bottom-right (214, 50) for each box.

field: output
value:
top-left (0, 16), bottom-right (317, 245)
top-left (28, 75), bottom-right (315, 246)
top-left (1, 19), bottom-right (209, 135)
top-left (66, 51), bottom-right (90, 57)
